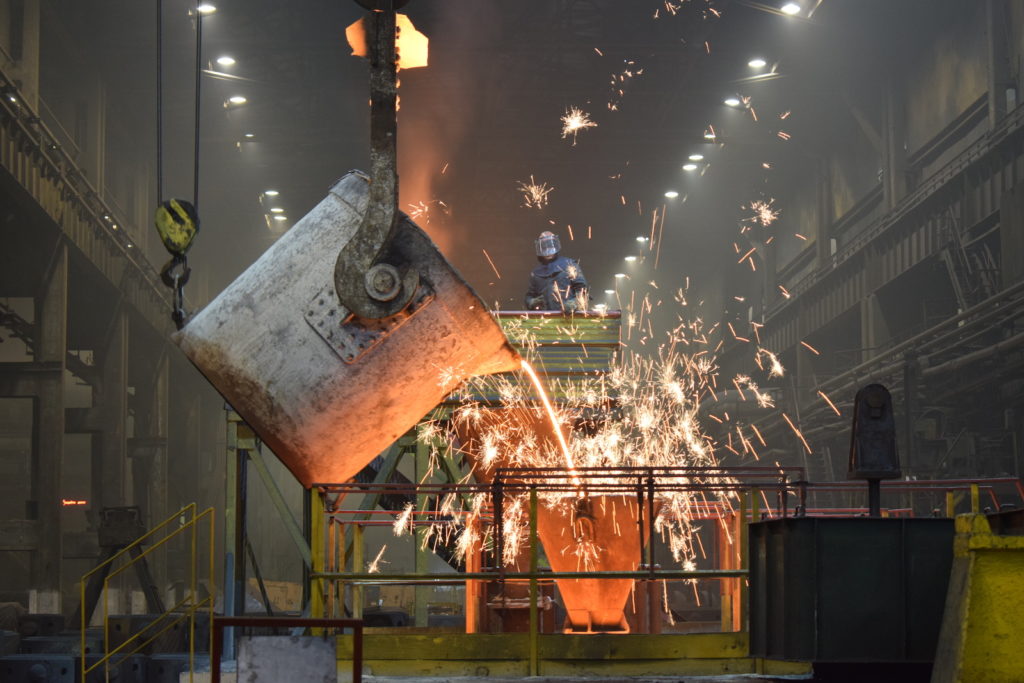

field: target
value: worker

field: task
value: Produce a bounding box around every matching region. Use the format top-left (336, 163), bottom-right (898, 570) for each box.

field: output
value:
top-left (524, 231), bottom-right (589, 311)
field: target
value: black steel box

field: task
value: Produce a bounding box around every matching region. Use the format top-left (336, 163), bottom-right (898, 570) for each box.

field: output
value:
top-left (749, 517), bottom-right (953, 662)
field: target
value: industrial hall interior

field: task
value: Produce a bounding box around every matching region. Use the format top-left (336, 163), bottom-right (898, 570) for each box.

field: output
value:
top-left (2, 0), bottom-right (1024, 681)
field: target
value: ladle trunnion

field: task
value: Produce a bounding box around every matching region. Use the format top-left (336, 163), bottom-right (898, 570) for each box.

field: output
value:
top-left (173, 171), bottom-right (520, 488)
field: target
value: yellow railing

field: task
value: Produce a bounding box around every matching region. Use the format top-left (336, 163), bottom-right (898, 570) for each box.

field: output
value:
top-left (80, 504), bottom-right (216, 683)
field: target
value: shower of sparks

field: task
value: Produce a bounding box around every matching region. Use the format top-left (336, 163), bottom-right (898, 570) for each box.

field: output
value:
top-left (407, 199), bottom-right (450, 224)
top-left (745, 199), bottom-right (780, 226)
top-left (608, 59), bottom-right (643, 111)
top-left (393, 502), bottom-right (415, 536)
top-left (367, 544), bottom-right (388, 573)
top-left (517, 175), bottom-right (554, 209)
top-left (389, 275), bottom-right (822, 619)
top-left (561, 106), bottom-right (598, 144)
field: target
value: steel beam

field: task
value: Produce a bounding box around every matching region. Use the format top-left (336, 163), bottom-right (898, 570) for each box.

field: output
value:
top-left (30, 242), bottom-right (67, 611)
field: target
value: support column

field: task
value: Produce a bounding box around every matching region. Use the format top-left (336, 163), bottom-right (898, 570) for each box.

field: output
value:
top-left (30, 243), bottom-right (67, 613)
top-left (860, 293), bottom-right (890, 363)
top-left (882, 73), bottom-right (908, 210)
top-left (413, 438), bottom-right (430, 628)
top-left (987, 0), bottom-right (1015, 128)
top-left (815, 157), bottom-right (834, 269)
top-left (94, 309), bottom-right (128, 511)
top-left (6, 0), bottom-right (41, 110)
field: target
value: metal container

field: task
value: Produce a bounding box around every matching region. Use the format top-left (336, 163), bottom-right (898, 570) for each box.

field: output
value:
top-left (536, 495), bottom-right (641, 632)
top-left (749, 517), bottom-right (954, 663)
top-left (175, 171), bottom-right (520, 487)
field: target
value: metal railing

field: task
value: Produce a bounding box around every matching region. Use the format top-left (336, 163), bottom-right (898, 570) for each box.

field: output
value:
top-left (80, 504), bottom-right (215, 683)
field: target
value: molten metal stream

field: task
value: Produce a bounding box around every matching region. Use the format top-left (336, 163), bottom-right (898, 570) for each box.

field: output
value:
top-left (520, 359), bottom-right (581, 487)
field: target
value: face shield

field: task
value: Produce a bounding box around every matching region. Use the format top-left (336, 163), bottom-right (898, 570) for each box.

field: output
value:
top-left (535, 231), bottom-right (561, 259)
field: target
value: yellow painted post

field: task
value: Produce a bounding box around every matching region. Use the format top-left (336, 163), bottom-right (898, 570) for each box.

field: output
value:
top-left (739, 491), bottom-right (749, 632)
top-left (353, 524), bottom-right (365, 620)
top-left (970, 484), bottom-right (980, 513)
top-left (528, 487), bottom-right (539, 676)
top-left (751, 487), bottom-right (760, 522)
top-left (190, 506), bottom-right (197, 683)
top-left (946, 490), bottom-right (956, 518)
top-left (310, 488), bottom-right (326, 620)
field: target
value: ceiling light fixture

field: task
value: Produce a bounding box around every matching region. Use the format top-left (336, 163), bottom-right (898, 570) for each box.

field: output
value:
top-left (604, 289), bottom-right (615, 295)
top-left (229, 95), bottom-right (247, 105)
top-left (614, 273), bottom-right (626, 279)
top-left (748, 58), bottom-right (767, 68)
top-left (781, 2), bottom-right (801, 15)
top-left (216, 56), bottom-right (236, 66)
top-left (197, 3), bottom-right (217, 14)
top-left (264, 190), bottom-right (279, 196)
top-left (625, 255), bottom-right (638, 263)
top-left (664, 190), bottom-right (680, 198)
top-left (688, 154), bottom-right (704, 161)
top-left (270, 207), bottom-right (284, 213)
top-left (724, 97), bottom-right (741, 107)
top-left (682, 163), bottom-right (698, 171)
top-left (273, 215), bottom-right (288, 221)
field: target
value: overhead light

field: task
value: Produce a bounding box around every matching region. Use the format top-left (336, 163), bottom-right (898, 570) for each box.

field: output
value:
top-left (604, 289), bottom-right (615, 295)
top-left (703, 131), bottom-right (716, 140)
top-left (216, 56), bottom-right (236, 66)
top-left (270, 207), bottom-right (284, 213)
top-left (197, 3), bottom-right (217, 14)
top-left (682, 163), bottom-right (698, 171)
top-left (724, 97), bottom-right (741, 107)
top-left (273, 215), bottom-right (288, 221)
top-left (264, 189), bottom-right (279, 196)
top-left (228, 95), bottom-right (247, 105)
top-left (688, 154), bottom-right (704, 161)
top-left (664, 190), bottom-right (679, 198)
top-left (614, 273), bottom-right (626, 279)
top-left (780, 2), bottom-right (801, 15)
top-left (636, 236), bottom-right (648, 243)
top-left (624, 255), bottom-right (638, 263)
top-left (748, 58), bottom-right (767, 68)
top-left (244, 133), bottom-right (255, 138)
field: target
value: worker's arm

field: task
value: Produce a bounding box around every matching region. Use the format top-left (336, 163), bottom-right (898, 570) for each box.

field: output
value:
top-left (567, 260), bottom-right (589, 309)
top-left (524, 274), bottom-right (546, 310)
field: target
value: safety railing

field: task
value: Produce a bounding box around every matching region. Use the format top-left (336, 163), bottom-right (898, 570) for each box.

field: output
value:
top-left (307, 468), bottom-right (1024, 673)
top-left (210, 616), bottom-right (364, 683)
top-left (80, 504), bottom-right (215, 683)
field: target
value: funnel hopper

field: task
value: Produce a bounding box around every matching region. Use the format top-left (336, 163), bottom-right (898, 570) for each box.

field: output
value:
top-left (536, 495), bottom-right (643, 632)
top-left (174, 171), bottom-right (520, 487)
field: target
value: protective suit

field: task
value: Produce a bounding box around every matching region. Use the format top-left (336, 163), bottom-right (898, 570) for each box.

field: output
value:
top-left (524, 232), bottom-right (589, 311)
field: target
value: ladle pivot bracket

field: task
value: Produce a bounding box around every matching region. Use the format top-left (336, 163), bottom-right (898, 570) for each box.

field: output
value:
top-left (335, 0), bottom-right (418, 320)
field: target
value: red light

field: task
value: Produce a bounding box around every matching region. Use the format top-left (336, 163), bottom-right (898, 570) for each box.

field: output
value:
top-left (61, 499), bottom-right (87, 507)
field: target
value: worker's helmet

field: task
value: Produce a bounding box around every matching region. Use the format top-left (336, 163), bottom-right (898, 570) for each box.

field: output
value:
top-left (535, 231), bottom-right (561, 259)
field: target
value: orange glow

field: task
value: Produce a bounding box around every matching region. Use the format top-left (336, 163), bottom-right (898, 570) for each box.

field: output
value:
top-left (520, 360), bottom-right (580, 486)
top-left (62, 499), bottom-right (87, 506)
top-left (345, 14), bottom-right (429, 71)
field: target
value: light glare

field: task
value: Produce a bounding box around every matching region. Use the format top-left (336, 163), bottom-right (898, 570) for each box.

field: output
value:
top-left (748, 58), bottom-right (767, 68)
top-left (682, 163), bottom-right (698, 171)
top-left (781, 2), bottom-right (801, 15)
top-left (229, 95), bottom-right (247, 104)
top-left (688, 154), bottom-right (704, 161)
top-left (197, 3), bottom-right (217, 14)
top-left (216, 56), bottom-right (236, 66)
top-left (664, 190), bottom-right (679, 198)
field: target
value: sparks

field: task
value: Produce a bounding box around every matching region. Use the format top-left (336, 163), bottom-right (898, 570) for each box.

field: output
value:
top-left (517, 175), bottom-right (554, 209)
top-left (818, 390), bottom-right (841, 417)
top-left (561, 106), bottom-right (598, 144)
